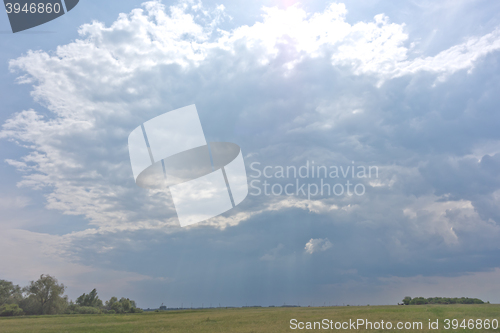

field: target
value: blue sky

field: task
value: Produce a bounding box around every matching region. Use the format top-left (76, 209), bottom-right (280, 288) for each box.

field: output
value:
top-left (1, 0), bottom-right (500, 308)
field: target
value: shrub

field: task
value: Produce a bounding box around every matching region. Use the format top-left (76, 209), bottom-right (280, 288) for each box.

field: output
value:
top-left (66, 305), bottom-right (101, 314)
top-left (76, 306), bottom-right (101, 314)
top-left (0, 304), bottom-right (24, 316)
top-left (130, 307), bottom-right (143, 313)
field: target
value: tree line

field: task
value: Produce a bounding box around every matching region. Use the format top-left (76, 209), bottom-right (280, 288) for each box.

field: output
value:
top-left (0, 274), bottom-right (142, 316)
top-left (402, 296), bottom-right (487, 305)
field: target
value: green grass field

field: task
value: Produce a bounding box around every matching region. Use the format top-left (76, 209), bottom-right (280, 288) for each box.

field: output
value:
top-left (0, 304), bottom-right (499, 332)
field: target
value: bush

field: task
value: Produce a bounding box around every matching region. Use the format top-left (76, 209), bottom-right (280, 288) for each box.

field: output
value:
top-left (66, 305), bottom-right (101, 314)
top-left (130, 307), bottom-right (143, 313)
top-left (76, 306), bottom-right (101, 314)
top-left (107, 310), bottom-right (116, 314)
top-left (0, 304), bottom-right (24, 316)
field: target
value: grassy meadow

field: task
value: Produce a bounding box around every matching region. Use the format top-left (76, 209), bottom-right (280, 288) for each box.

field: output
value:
top-left (0, 304), bottom-right (499, 332)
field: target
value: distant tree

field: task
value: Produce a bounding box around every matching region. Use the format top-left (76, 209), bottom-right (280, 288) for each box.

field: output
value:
top-left (22, 275), bottom-right (68, 315)
top-left (0, 280), bottom-right (23, 305)
top-left (120, 297), bottom-right (131, 313)
top-left (404, 296), bottom-right (484, 306)
top-left (76, 289), bottom-right (103, 308)
top-left (105, 296), bottom-right (119, 311)
top-left (410, 297), bottom-right (428, 305)
top-left (105, 296), bottom-right (141, 313)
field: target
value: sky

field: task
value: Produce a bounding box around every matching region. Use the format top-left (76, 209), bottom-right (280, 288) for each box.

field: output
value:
top-left (1, 0), bottom-right (500, 308)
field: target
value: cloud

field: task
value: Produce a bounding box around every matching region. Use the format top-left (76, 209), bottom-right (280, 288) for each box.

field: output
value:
top-left (0, 229), bottom-right (156, 304)
top-left (305, 238), bottom-right (332, 254)
top-left (260, 243), bottom-right (284, 261)
top-left (392, 28), bottom-right (500, 81)
top-left (4, 0), bottom-right (500, 232)
top-left (0, 195), bottom-right (30, 209)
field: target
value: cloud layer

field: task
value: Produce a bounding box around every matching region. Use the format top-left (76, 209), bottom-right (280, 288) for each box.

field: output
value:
top-left (2, 0), bottom-right (500, 306)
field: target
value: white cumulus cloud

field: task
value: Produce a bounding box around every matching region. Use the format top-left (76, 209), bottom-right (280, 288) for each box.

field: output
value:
top-left (305, 238), bottom-right (332, 254)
